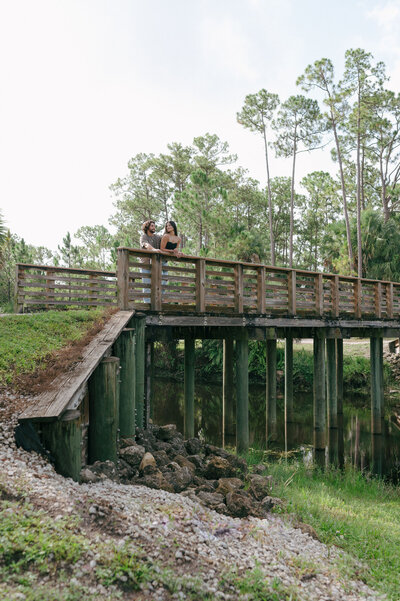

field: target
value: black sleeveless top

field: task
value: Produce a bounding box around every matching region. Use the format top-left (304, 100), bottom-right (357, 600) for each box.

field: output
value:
top-left (165, 241), bottom-right (178, 250)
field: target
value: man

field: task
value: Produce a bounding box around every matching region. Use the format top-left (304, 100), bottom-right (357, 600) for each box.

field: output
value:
top-left (140, 220), bottom-right (160, 303)
top-left (140, 220), bottom-right (161, 252)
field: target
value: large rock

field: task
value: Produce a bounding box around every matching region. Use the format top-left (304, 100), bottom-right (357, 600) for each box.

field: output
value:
top-left (119, 444), bottom-right (145, 468)
top-left (226, 454), bottom-right (248, 476)
top-left (174, 454), bottom-right (197, 474)
top-left (119, 437), bottom-right (136, 449)
top-left (135, 429), bottom-right (157, 453)
top-left (163, 463), bottom-right (193, 492)
top-left (80, 460), bottom-right (119, 483)
top-left (215, 477), bottom-right (243, 497)
top-left (226, 491), bottom-right (254, 518)
top-left (186, 454), bottom-right (204, 469)
top-left (139, 452), bottom-right (157, 475)
top-left (248, 474), bottom-right (273, 501)
top-left (158, 424), bottom-right (181, 442)
top-left (196, 491), bottom-right (226, 512)
top-left (118, 459), bottom-right (137, 481)
top-left (205, 444), bottom-right (230, 458)
top-left (153, 450), bottom-right (170, 468)
top-left (185, 438), bottom-right (203, 455)
top-left (203, 456), bottom-right (234, 479)
top-left (139, 470), bottom-right (174, 493)
top-left (260, 496), bottom-right (285, 512)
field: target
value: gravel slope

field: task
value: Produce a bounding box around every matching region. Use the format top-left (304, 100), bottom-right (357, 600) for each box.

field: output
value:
top-left (0, 394), bottom-right (385, 601)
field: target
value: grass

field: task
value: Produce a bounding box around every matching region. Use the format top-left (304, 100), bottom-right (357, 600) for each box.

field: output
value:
top-left (220, 565), bottom-right (299, 600)
top-left (0, 308), bottom-right (107, 388)
top-left (244, 449), bottom-right (400, 601)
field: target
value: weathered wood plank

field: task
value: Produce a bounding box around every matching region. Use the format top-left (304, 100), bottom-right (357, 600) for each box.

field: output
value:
top-left (19, 311), bottom-right (135, 422)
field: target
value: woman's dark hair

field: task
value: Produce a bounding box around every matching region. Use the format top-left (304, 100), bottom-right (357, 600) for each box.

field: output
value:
top-left (165, 220), bottom-right (178, 236)
top-left (142, 220), bottom-right (155, 234)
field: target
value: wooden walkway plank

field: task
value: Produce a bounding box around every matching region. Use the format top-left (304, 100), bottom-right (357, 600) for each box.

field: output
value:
top-left (19, 310), bottom-right (135, 422)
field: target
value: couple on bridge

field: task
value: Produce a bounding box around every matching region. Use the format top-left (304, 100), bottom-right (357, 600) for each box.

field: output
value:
top-left (140, 219), bottom-right (183, 257)
top-left (140, 219), bottom-right (183, 302)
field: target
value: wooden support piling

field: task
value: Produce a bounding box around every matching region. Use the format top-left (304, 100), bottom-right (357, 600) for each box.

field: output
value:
top-left (184, 338), bottom-right (195, 439)
top-left (145, 340), bottom-right (153, 428)
top-left (284, 334), bottom-right (294, 424)
top-left (236, 336), bottom-right (249, 453)
top-left (88, 357), bottom-right (120, 464)
top-left (336, 338), bottom-right (343, 417)
top-left (223, 338), bottom-right (235, 448)
top-left (313, 333), bottom-right (326, 461)
top-left (113, 328), bottom-right (136, 439)
top-left (326, 338), bottom-right (337, 429)
top-left (266, 338), bottom-right (277, 443)
top-left (41, 418), bottom-right (82, 481)
top-left (370, 335), bottom-right (384, 435)
top-left (134, 317), bottom-right (146, 429)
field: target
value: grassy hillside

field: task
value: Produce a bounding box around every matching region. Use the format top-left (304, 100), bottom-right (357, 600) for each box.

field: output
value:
top-left (0, 309), bottom-right (109, 389)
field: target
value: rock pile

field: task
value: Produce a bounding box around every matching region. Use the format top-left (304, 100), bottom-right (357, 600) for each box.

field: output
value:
top-left (81, 424), bottom-right (283, 518)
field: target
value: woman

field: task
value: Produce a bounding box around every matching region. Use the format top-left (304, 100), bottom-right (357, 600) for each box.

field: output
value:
top-left (160, 220), bottom-right (182, 256)
top-left (160, 221), bottom-right (182, 295)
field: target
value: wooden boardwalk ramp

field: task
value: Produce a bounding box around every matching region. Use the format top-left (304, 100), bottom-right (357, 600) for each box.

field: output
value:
top-left (19, 310), bottom-right (135, 422)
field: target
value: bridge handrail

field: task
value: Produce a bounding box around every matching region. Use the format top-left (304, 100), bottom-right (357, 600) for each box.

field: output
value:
top-left (15, 250), bottom-right (400, 319)
top-left (15, 263), bottom-right (117, 312)
top-left (116, 248), bottom-right (400, 319)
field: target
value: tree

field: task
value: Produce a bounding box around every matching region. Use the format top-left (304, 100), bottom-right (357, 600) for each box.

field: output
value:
top-left (74, 225), bottom-right (115, 270)
top-left (273, 95), bottom-right (324, 267)
top-left (57, 232), bottom-right (82, 268)
top-left (298, 172), bottom-right (341, 270)
top-left (237, 90), bottom-right (280, 264)
top-left (175, 134), bottom-right (236, 253)
top-left (297, 58), bottom-right (355, 272)
top-left (339, 48), bottom-right (387, 277)
top-left (109, 153), bottom-right (166, 246)
top-left (363, 89), bottom-right (400, 221)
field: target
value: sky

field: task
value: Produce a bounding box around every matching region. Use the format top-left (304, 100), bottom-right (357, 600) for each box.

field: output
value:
top-left (1, 0), bottom-right (400, 252)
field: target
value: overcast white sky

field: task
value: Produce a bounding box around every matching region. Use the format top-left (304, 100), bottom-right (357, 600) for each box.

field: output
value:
top-left (1, 0), bottom-right (400, 251)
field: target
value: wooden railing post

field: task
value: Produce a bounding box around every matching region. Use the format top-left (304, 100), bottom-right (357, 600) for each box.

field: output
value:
top-left (15, 264), bottom-right (24, 313)
top-left (354, 278), bottom-right (362, 318)
top-left (331, 275), bottom-right (339, 317)
top-left (117, 248), bottom-right (130, 310)
top-left (257, 266), bottom-right (266, 313)
top-left (288, 270), bottom-right (296, 316)
top-left (374, 282), bottom-right (382, 318)
top-left (315, 273), bottom-right (323, 316)
top-left (234, 264), bottom-right (244, 313)
top-left (88, 274), bottom-right (96, 307)
top-left (386, 283), bottom-right (394, 318)
top-left (196, 258), bottom-right (205, 312)
top-left (150, 254), bottom-right (162, 311)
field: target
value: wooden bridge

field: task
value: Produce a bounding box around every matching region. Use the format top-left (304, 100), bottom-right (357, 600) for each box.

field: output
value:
top-left (15, 248), bottom-right (399, 480)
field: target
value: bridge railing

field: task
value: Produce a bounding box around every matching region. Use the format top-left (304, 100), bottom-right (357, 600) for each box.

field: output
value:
top-left (15, 263), bottom-right (117, 312)
top-left (116, 248), bottom-right (400, 318)
top-left (15, 250), bottom-right (400, 319)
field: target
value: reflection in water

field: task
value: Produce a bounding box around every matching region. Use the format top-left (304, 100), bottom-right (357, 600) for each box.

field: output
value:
top-left (151, 378), bottom-right (400, 482)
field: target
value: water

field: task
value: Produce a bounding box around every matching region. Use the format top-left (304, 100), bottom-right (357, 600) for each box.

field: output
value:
top-left (151, 378), bottom-right (400, 482)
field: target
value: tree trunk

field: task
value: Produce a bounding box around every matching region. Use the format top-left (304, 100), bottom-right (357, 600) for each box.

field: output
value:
top-left (331, 117), bottom-right (355, 273)
top-left (356, 97), bottom-right (363, 279)
top-left (289, 136), bottom-right (296, 269)
top-left (263, 126), bottom-right (275, 265)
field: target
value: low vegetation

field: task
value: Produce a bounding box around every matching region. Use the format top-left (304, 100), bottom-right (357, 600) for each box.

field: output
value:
top-left (0, 308), bottom-right (109, 389)
top-left (244, 450), bottom-right (400, 601)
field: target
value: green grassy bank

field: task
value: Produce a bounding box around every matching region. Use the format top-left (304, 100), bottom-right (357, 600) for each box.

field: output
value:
top-left (0, 309), bottom-right (107, 389)
top-left (243, 450), bottom-right (400, 601)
